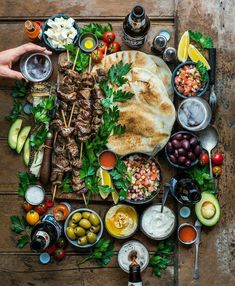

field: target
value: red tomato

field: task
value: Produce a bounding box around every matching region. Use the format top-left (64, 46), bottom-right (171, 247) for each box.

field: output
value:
top-left (91, 49), bottom-right (104, 63)
top-left (102, 31), bottom-right (115, 44)
top-left (34, 203), bottom-right (48, 215)
top-left (108, 42), bottom-right (121, 54)
top-left (199, 151), bottom-right (209, 166)
top-left (98, 40), bottom-right (108, 53)
top-left (212, 152), bottom-right (224, 165)
top-left (45, 200), bottom-right (54, 208)
top-left (54, 249), bottom-right (66, 261)
top-left (46, 244), bottom-right (58, 255)
top-left (212, 166), bottom-right (222, 177)
top-left (23, 201), bottom-right (33, 212)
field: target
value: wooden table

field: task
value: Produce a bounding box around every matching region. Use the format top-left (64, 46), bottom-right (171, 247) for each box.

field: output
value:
top-left (0, 1), bottom-right (234, 285)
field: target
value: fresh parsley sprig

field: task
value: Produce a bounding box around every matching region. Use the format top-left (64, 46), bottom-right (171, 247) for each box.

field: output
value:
top-left (189, 30), bottom-right (213, 49)
top-left (59, 173), bottom-right (74, 193)
top-left (77, 239), bottom-right (114, 267)
top-left (196, 61), bottom-right (209, 83)
top-left (29, 126), bottom-right (48, 149)
top-left (65, 44), bottom-right (89, 72)
top-left (108, 61), bottom-right (132, 87)
top-left (149, 239), bottom-right (175, 277)
top-left (11, 80), bottom-right (29, 98)
top-left (17, 171), bottom-right (36, 198)
top-left (10, 216), bottom-right (32, 248)
top-left (80, 23), bottom-right (112, 39)
top-left (6, 99), bottom-right (23, 123)
top-left (31, 96), bottom-right (55, 125)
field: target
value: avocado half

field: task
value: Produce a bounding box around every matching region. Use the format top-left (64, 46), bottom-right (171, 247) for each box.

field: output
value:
top-left (195, 192), bottom-right (221, 227)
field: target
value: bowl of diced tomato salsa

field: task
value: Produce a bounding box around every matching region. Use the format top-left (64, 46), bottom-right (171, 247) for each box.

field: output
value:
top-left (172, 61), bottom-right (209, 99)
top-left (122, 153), bottom-right (161, 205)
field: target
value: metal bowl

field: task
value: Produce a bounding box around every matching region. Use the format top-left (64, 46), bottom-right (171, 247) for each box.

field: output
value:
top-left (165, 131), bottom-right (201, 169)
top-left (64, 208), bottom-right (103, 249)
top-left (42, 14), bottom-right (80, 52)
top-left (121, 152), bottom-right (161, 205)
top-left (172, 61), bottom-right (209, 99)
top-left (78, 32), bottom-right (98, 53)
top-left (177, 223), bottom-right (198, 245)
top-left (104, 204), bottom-right (139, 239)
top-left (140, 203), bottom-right (177, 240)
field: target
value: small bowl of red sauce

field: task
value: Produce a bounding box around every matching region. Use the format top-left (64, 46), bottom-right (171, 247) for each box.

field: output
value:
top-left (177, 223), bottom-right (197, 245)
top-left (98, 150), bottom-right (117, 170)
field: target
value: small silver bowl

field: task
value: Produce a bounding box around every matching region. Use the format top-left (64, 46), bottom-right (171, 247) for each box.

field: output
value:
top-left (177, 223), bottom-right (198, 245)
top-left (98, 149), bottom-right (117, 171)
top-left (78, 32), bottom-right (98, 53)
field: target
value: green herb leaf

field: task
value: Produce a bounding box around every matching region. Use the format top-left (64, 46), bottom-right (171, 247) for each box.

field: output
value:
top-left (11, 80), bottom-right (29, 98)
top-left (6, 99), bottom-right (23, 123)
top-left (189, 30), bottom-right (213, 49)
top-left (10, 216), bottom-right (26, 233)
top-left (65, 44), bottom-right (89, 72)
top-left (17, 171), bottom-right (36, 198)
top-left (108, 61), bottom-right (131, 87)
top-left (17, 234), bottom-right (30, 248)
top-left (196, 61), bottom-right (209, 82)
top-left (59, 173), bottom-right (74, 193)
top-left (113, 89), bottom-right (134, 102)
top-left (31, 96), bottom-right (55, 125)
top-left (30, 127), bottom-right (48, 149)
top-left (80, 23), bottom-right (112, 39)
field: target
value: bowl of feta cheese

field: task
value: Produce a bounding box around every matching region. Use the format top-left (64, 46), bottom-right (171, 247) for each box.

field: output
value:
top-left (42, 14), bottom-right (80, 52)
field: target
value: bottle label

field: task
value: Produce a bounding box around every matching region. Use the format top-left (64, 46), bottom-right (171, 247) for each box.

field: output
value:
top-left (122, 30), bottom-right (147, 48)
top-left (128, 283), bottom-right (142, 286)
top-left (37, 231), bottom-right (50, 249)
top-left (42, 214), bottom-right (62, 239)
top-left (128, 14), bottom-right (146, 29)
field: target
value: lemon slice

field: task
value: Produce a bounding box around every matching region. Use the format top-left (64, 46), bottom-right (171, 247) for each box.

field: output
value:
top-left (177, 31), bottom-right (190, 62)
top-left (97, 168), bottom-right (112, 199)
top-left (111, 191), bottom-right (119, 204)
top-left (188, 44), bottom-right (210, 70)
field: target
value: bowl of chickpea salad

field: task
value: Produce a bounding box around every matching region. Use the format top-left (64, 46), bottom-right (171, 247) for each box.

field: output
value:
top-left (122, 153), bottom-right (161, 205)
top-left (172, 61), bottom-right (209, 99)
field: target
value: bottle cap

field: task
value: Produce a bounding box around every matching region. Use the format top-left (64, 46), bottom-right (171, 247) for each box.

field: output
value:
top-left (159, 29), bottom-right (171, 41)
top-left (23, 102), bottom-right (32, 115)
top-left (39, 252), bottom-right (51, 264)
top-left (179, 206), bottom-right (191, 218)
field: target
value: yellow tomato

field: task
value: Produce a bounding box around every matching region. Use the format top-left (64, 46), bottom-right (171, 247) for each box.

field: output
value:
top-left (26, 210), bottom-right (40, 225)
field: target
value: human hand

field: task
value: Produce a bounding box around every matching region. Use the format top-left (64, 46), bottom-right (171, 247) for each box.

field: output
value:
top-left (0, 43), bottom-right (52, 80)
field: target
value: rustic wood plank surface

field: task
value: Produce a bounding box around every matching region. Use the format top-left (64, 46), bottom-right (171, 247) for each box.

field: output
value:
top-left (0, 1), bottom-right (234, 286)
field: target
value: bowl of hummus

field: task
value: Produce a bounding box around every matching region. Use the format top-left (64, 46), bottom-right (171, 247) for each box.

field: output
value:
top-left (140, 204), bottom-right (176, 240)
top-left (105, 204), bottom-right (138, 239)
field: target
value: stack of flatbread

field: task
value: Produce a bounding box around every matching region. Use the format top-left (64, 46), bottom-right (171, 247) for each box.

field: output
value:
top-left (92, 51), bottom-right (176, 156)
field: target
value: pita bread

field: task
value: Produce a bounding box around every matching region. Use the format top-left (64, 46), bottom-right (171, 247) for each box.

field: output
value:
top-left (106, 67), bottom-right (176, 155)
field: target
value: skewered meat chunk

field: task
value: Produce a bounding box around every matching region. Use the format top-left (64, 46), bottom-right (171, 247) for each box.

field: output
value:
top-left (58, 90), bottom-right (77, 102)
top-left (96, 68), bottom-right (108, 77)
top-left (58, 53), bottom-right (73, 72)
top-left (66, 140), bottom-right (79, 157)
top-left (66, 69), bottom-right (82, 81)
top-left (81, 72), bottom-right (95, 87)
top-left (54, 144), bottom-right (66, 156)
top-left (70, 158), bottom-right (83, 168)
top-left (51, 119), bottom-right (64, 129)
top-left (58, 100), bottom-right (68, 111)
top-left (78, 88), bottom-right (92, 100)
top-left (72, 175), bottom-right (85, 192)
top-left (60, 127), bottom-right (75, 138)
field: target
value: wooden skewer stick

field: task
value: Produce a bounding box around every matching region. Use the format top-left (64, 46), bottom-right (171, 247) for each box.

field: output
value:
top-left (68, 102), bottom-right (76, 128)
top-left (79, 142), bottom-right (83, 160)
top-left (66, 49), bottom-right (70, 62)
top-left (61, 110), bottom-right (68, 128)
top-left (103, 46), bottom-right (107, 68)
top-left (52, 184), bottom-right (57, 201)
top-left (53, 131), bottom-right (58, 147)
top-left (82, 192), bottom-right (87, 207)
top-left (88, 54), bottom-right (92, 73)
top-left (72, 47), bottom-right (80, 71)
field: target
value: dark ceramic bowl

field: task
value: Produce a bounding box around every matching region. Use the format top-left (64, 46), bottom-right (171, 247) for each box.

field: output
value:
top-left (42, 14), bottom-right (80, 52)
top-left (121, 152), bottom-right (161, 205)
top-left (165, 131), bottom-right (201, 169)
top-left (172, 61), bottom-right (209, 99)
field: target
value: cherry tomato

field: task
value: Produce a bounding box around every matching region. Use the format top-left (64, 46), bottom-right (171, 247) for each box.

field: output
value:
top-left (26, 210), bottom-right (40, 225)
top-left (102, 31), bottom-right (115, 44)
top-left (46, 244), bottom-right (58, 255)
top-left (98, 40), bottom-right (108, 53)
top-left (23, 201), bottom-right (33, 212)
top-left (45, 200), bottom-right (54, 208)
top-left (212, 166), bottom-right (222, 177)
top-left (108, 42), bottom-right (121, 54)
top-left (212, 152), bottom-right (224, 165)
top-left (54, 249), bottom-right (66, 261)
top-left (56, 236), bottom-right (68, 249)
top-left (91, 49), bottom-right (104, 63)
top-left (199, 151), bottom-right (209, 166)
top-left (34, 203), bottom-right (48, 215)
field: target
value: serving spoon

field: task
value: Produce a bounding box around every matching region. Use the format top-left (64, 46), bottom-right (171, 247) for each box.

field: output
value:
top-left (197, 125), bottom-right (218, 178)
top-left (161, 183), bottom-right (170, 213)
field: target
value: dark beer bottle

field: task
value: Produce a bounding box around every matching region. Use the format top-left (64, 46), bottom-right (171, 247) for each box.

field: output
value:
top-left (123, 5), bottom-right (150, 49)
top-left (30, 214), bottom-right (62, 252)
top-left (128, 262), bottom-right (142, 286)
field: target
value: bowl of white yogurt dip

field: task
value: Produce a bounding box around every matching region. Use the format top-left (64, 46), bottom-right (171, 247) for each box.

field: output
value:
top-left (140, 204), bottom-right (176, 240)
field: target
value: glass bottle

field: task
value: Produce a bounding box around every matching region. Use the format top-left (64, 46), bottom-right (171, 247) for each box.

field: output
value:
top-left (123, 5), bottom-right (150, 49)
top-left (128, 254), bottom-right (143, 286)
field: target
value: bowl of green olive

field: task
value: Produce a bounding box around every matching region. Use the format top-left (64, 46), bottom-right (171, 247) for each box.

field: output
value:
top-left (64, 208), bottom-right (103, 248)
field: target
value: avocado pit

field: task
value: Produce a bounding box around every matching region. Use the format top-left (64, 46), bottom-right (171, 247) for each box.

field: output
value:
top-left (201, 201), bottom-right (216, 219)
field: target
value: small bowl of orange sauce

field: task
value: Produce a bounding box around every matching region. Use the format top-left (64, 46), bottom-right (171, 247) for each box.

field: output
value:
top-left (98, 150), bottom-right (117, 170)
top-left (177, 223), bottom-right (197, 245)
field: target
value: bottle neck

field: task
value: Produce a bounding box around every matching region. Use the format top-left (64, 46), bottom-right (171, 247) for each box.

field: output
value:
top-left (129, 264), bottom-right (142, 283)
top-left (129, 5), bottom-right (146, 29)
top-left (31, 230), bottom-right (51, 252)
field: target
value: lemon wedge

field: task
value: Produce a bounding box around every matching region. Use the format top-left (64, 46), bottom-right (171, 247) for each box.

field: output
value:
top-left (97, 168), bottom-right (112, 199)
top-left (188, 44), bottom-right (210, 70)
top-left (111, 191), bottom-right (119, 204)
top-left (177, 31), bottom-right (190, 62)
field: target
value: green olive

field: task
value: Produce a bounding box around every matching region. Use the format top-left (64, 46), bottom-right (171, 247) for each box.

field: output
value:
top-left (74, 226), bottom-right (86, 237)
top-left (68, 220), bottom-right (77, 228)
top-left (87, 231), bottom-right (97, 244)
top-left (90, 225), bottom-right (100, 233)
top-left (82, 211), bottom-right (91, 219)
top-left (78, 236), bottom-right (88, 245)
top-left (66, 227), bottom-right (76, 240)
top-left (79, 218), bottom-right (91, 229)
top-left (89, 213), bottom-right (100, 226)
top-left (72, 212), bottom-right (82, 223)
